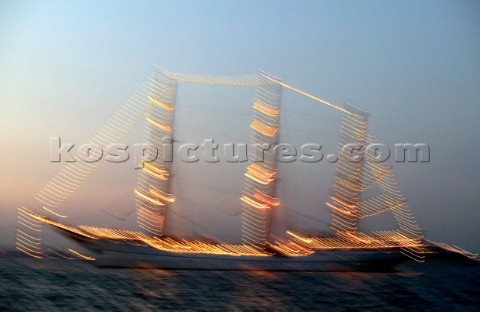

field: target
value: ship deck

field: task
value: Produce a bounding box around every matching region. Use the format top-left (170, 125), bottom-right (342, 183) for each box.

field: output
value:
top-left (28, 211), bottom-right (425, 260)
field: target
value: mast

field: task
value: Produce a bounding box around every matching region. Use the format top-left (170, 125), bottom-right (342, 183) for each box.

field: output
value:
top-left (327, 107), bottom-right (368, 235)
top-left (135, 70), bottom-right (177, 237)
top-left (327, 106), bottom-right (424, 260)
top-left (241, 73), bottom-right (282, 250)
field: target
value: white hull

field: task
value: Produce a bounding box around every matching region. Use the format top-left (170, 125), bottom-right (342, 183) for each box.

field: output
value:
top-left (64, 230), bottom-right (406, 271)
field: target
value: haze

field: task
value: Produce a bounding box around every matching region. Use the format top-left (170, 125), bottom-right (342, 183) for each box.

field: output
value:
top-left (0, 1), bottom-right (479, 253)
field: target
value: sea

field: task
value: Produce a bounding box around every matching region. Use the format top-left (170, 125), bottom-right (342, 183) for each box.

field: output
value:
top-left (0, 258), bottom-right (479, 311)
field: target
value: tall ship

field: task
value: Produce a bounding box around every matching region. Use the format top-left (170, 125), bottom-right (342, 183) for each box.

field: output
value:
top-left (17, 69), bottom-right (431, 270)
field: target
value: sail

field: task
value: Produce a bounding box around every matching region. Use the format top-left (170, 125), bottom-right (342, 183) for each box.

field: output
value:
top-left (135, 71), bottom-right (177, 237)
top-left (328, 111), bottom-right (368, 233)
top-left (361, 134), bottom-right (424, 260)
top-left (325, 110), bottom-right (424, 260)
top-left (16, 73), bottom-right (159, 258)
top-left (241, 76), bottom-right (282, 249)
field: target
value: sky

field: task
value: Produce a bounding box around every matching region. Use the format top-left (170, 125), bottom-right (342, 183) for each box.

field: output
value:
top-left (0, 0), bottom-right (479, 253)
